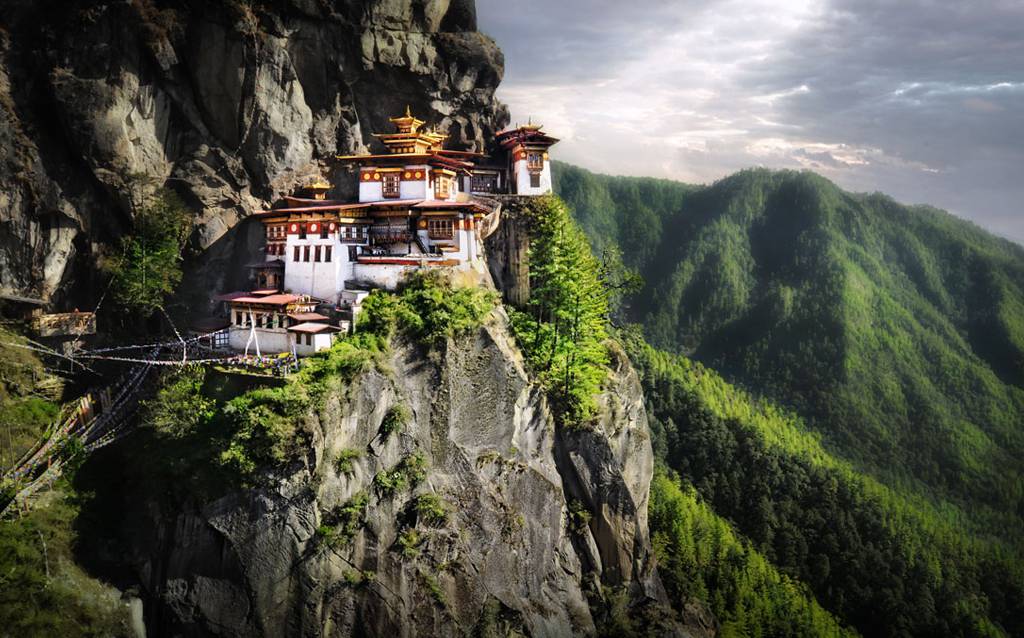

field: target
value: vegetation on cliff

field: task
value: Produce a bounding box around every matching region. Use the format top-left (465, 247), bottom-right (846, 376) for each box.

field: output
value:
top-left (505, 195), bottom-right (611, 424)
top-left (103, 185), bottom-right (192, 315)
top-left (137, 270), bottom-right (497, 488)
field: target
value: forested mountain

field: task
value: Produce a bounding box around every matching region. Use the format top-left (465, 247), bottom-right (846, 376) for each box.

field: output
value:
top-left (555, 161), bottom-right (1024, 636)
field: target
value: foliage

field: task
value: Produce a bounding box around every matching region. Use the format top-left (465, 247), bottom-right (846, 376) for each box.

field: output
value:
top-left (557, 165), bottom-right (1024, 519)
top-left (373, 452), bottom-right (428, 496)
top-left (104, 184), bottom-right (191, 314)
top-left (559, 164), bottom-right (1024, 634)
top-left (629, 335), bottom-right (1024, 638)
top-left (358, 270), bottom-right (497, 346)
top-left (318, 491), bottom-right (369, 549)
top-left (139, 328), bottom-right (385, 485)
top-left (419, 570), bottom-right (447, 606)
top-left (0, 485), bottom-right (129, 635)
top-left (143, 364), bottom-right (216, 439)
top-left (379, 404), bottom-right (409, 440)
top-left (650, 469), bottom-right (855, 637)
top-left (342, 569), bottom-right (375, 588)
top-left (396, 528), bottom-right (422, 558)
top-left (567, 499), bottom-right (592, 535)
top-left (413, 493), bottom-right (448, 527)
top-left (334, 448), bottom-right (361, 475)
top-left (507, 195), bottom-right (611, 425)
top-left (0, 328), bottom-right (61, 468)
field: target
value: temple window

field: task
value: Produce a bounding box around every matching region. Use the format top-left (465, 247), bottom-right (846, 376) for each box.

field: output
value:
top-left (434, 176), bottom-right (450, 199)
top-left (299, 224), bottom-right (307, 239)
top-left (325, 246), bottom-right (332, 262)
top-left (530, 173), bottom-right (541, 188)
top-left (383, 173), bottom-right (400, 198)
top-left (303, 246), bottom-right (310, 262)
top-left (428, 218), bottom-right (454, 240)
top-left (471, 174), bottom-right (497, 193)
top-left (293, 246), bottom-right (300, 262)
top-left (320, 225), bottom-right (329, 239)
top-left (527, 152), bottom-right (544, 170)
top-left (314, 245), bottom-right (322, 262)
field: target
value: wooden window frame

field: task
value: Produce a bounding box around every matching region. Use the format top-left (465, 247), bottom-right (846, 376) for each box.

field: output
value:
top-left (382, 173), bottom-right (401, 198)
top-left (427, 218), bottom-right (454, 240)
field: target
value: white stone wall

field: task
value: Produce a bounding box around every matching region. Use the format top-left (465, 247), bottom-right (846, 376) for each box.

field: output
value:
top-left (359, 181), bottom-right (383, 203)
top-left (283, 234), bottom-right (348, 302)
top-left (513, 158), bottom-right (552, 195)
top-left (400, 165), bottom-right (430, 200)
top-left (351, 262), bottom-right (414, 289)
top-left (292, 331), bottom-right (334, 356)
top-left (229, 326), bottom-right (291, 354)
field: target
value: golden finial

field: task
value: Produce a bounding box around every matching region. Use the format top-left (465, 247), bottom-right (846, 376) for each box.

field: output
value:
top-left (405, 104), bottom-right (412, 117)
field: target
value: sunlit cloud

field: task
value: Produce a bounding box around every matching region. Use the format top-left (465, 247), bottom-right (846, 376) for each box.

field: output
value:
top-left (477, 0), bottom-right (1024, 242)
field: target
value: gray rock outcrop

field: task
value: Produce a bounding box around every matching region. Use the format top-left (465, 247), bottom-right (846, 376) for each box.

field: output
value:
top-left (103, 310), bottom-right (686, 637)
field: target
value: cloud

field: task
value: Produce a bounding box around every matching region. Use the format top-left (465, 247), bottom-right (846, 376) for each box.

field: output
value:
top-left (476, 0), bottom-right (1024, 243)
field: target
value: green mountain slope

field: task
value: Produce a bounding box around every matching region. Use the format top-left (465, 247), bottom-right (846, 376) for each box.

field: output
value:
top-left (554, 162), bottom-right (1024, 524)
top-left (629, 333), bottom-right (1022, 636)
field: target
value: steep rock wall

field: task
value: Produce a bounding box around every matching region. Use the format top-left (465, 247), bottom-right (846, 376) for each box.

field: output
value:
top-left (88, 310), bottom-right (693, 637)
top-left (0, 0), bottom-right (508, 306)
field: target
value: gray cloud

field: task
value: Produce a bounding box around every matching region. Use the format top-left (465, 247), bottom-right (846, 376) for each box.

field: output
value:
top-left (477, 0), bottom-right (1024, 243)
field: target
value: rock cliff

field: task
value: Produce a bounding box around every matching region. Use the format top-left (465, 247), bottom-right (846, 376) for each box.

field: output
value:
top-left (80, 309), bottom-right (689, 637)
top-left (0, 0), bottom-right (508, 306)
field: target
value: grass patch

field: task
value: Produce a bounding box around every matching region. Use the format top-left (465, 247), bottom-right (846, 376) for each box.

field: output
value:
top-left (379, 404), bottom-right (409, 440)
top-left (373, 452), bottom-right (428, 496)
top-left (413, 493), bottom-right (448, 527)
top-left (317, 491), bottom-right (369, 549)
top-left (335, 448), bottom-right (362, 475)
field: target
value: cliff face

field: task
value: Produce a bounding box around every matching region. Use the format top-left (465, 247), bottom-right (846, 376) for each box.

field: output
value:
top-left (86, 310), bottom-right (683, 637)
top-left (0, 0), bottom-right (508, 305)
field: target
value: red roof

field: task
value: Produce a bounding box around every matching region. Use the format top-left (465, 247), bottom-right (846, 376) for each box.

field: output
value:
top-left (496, 125), bottom-right (559, 149)
top-left (214, 291), bottom-right (251, 302)
top-left (288, 322), bottom-right (341, 334)
top-left (250, 289), bottom-right (279, 296)
top-left (288, 312), bottom-right (331, 322)
top-left (226, 293), bottom-right (302, 306)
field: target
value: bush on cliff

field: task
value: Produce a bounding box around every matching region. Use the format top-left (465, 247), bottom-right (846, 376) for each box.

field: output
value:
top-left (103, 184), bottom-right (191, 315)
top-left (506, 195), bottom-right (610, 425)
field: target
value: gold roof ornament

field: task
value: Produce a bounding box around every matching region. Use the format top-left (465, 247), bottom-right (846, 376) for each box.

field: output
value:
top-left (388, 105), bottom-right (426, 134)
top-left (307, 175), bottom-right (331, 190)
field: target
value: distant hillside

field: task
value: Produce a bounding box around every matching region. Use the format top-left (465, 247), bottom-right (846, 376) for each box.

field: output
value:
top-left (554, 161), bottom-right (1024, 552)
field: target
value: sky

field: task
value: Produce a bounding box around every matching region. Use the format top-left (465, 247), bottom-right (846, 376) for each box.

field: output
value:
top-left (475, 0), bottom-right (1024, 244)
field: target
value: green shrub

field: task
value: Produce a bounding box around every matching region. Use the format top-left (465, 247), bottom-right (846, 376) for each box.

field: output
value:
top-left (342, 569), bottom-right (375, 588)
top-left (379, 404), bottom-right (410, 439)
top-left (0, 485), bottom-right (130, 635)
top-left (104, 184), bottom-right (191, 315)
top-left (357, 270), bottom-right (498, 347)
top-left (335, 448), bottom-right (362, 475)
top-left (396, 528), bottom-right (422, 558)
top-left (373, 452), bottom-right (428, 496)
top-left (319, 491), bottom-right (369, 548)
top-left (567, 499), bottom-right (592, 535)
top-left (413, 493), bottom-right (448, 527)
top-left (419, 570), bottom-right (446, 606)
top-left (506, 195), bottom-right (611, 426)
